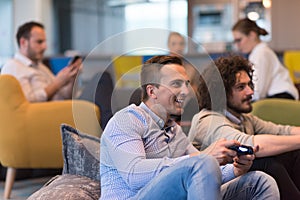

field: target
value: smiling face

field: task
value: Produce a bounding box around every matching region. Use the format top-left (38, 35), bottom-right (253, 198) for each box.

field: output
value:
top-left (145, 64), bottom-right (190, 120)
top-left (227, 70), bottom-right (254, 116)
top-left (20, 26), bottom-right (47, 63)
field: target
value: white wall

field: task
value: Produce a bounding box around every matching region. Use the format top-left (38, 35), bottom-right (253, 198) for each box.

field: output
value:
top-left (0, 0), bottom-right (13, 67)
top-left (270, 0), bottom-right (300, 51)
top-left (0, 0), bottom-right (13, 55)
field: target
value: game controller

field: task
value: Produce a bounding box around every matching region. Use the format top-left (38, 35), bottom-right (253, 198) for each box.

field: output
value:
top-left (228, 145), bottom-right (254, 155)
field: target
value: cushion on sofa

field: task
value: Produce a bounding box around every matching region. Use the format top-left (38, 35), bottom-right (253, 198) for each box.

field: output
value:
top-left (61, 124), bottom-right (100, 181)
top-left (27, 124), bottom-right (100, 199)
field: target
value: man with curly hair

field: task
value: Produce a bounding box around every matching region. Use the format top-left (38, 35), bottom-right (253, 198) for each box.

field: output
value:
top-left (189, 54), bottom-right (300, 200)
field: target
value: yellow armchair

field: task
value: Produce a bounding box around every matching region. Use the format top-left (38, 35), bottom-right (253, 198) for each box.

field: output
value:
top-left (0, 75), bottom-right (101, 199)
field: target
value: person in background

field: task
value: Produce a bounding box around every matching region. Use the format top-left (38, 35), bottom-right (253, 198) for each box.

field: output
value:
top-left (189, 55), bottom-right (300, 200)
top-left (0, 21), bottom-right (81, 181)
top-left (167, 31), bottom-right (186, 57)
top-left (167, 32), bottom-right (200, 132)
top-left (1, 21), bottom-right (113, 129)
top-left (232, 18), bottom-right (298, 101)
top-left (167, 31), bottom-right (199, 93)
top-left (100, 55), bottom-right (279, 200)
top-left (1, 21), bottom-right (81, 102)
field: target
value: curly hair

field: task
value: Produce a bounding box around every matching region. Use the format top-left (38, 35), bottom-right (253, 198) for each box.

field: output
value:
top-left (197, 55), bottom-right (254, 112)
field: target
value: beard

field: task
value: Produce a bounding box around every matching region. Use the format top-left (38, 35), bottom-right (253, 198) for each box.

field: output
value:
top-left (227, 97), bottom-right (253, 114)
top-left (27, 45), bottom-right (44, 63)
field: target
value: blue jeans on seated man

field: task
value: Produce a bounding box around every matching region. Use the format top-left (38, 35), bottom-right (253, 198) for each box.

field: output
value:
top-left (132, 155), bottom-right (279, 200)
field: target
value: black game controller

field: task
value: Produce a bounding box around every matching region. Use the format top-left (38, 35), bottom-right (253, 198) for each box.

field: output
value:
top-left (228, 145), bottom-right (254, 155)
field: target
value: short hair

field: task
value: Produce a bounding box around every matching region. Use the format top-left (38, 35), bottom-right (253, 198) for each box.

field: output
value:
top-left (232, 18), bottom-right (268, 36)
top-left (16, 21), bottom-right (44, 47)
top-left (197, 55), bottom-right (254, 112)
top-left (141, 55), bottom-right (183, 101)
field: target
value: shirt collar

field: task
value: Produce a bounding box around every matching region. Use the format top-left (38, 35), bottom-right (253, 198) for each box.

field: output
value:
top-left (139, 102), bottom-right (166, 129)
top-left (14, 52), bottom-right (35, 67)
top-left (224, 110), bottom-right (244, 125)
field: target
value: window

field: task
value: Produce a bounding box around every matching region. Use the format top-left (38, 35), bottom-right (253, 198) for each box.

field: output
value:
top-left (125, 1), bottom-right (187, 34)
top-left (124, 1), bottom-right (187, 55)
top-left (0, 0), bottom-right (13, 67)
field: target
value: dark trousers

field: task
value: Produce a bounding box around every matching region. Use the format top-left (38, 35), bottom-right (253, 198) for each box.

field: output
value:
top-left (267, 92), bottom-right (295, 100)
top-left (250, 150), bottom-right (300, 200)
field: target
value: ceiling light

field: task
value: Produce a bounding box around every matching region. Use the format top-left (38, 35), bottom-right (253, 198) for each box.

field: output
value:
top-left (247, 11), bottom-right (260, 21)
top-left (262, 0), bottom-right (272, 8)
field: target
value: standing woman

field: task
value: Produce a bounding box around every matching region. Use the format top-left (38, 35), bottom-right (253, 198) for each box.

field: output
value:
top-left (232, 18), bottom-right (298, 101)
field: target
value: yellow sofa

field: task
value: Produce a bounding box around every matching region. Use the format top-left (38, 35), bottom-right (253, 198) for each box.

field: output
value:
top-left (251, 98), bottom-right (300, 126)
top-left (0, 75), bottom-right (101, 199)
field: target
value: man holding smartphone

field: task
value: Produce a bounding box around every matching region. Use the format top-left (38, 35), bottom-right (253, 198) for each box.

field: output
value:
top-left (1, 21), bottom-right (81, 102)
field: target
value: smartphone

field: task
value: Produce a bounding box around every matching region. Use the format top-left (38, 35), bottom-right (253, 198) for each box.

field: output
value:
top-left (68, 55), bottom-right (82, 65)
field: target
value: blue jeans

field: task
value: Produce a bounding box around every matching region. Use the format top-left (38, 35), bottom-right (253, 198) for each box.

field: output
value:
top-left (221, 171), bottom-right (279, 200)
top-left (133, 155), bottom-right (279, 200)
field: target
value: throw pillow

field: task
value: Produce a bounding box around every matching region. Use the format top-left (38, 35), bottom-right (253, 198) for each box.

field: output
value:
top-left (27, 124), bottom-right (101, 200)
top-left (61, 124), bottom-right (100, 181)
